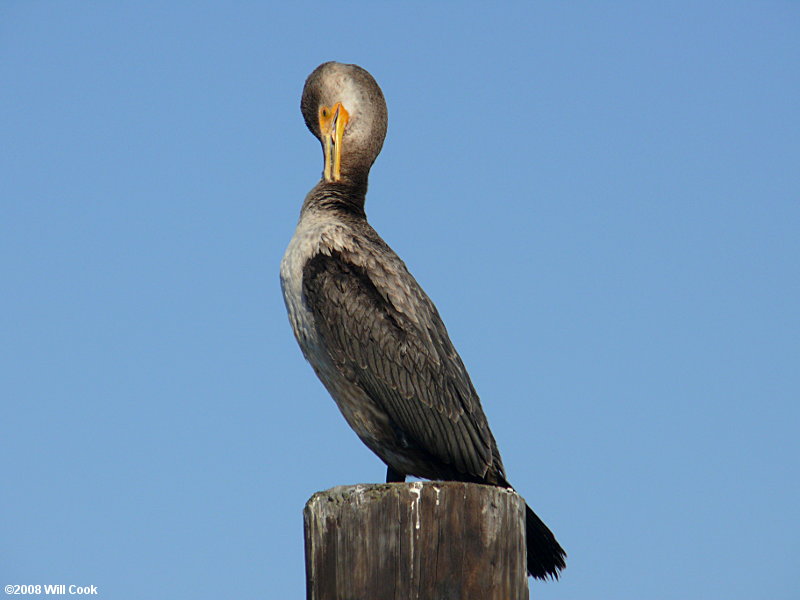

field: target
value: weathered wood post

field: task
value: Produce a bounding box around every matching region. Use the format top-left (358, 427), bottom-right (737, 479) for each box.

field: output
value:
top-left (304, 481), bottom-right (528, 599)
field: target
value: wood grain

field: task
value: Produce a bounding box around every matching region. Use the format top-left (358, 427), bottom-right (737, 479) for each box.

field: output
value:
top-left (304, 482), bottom-right (528, 600)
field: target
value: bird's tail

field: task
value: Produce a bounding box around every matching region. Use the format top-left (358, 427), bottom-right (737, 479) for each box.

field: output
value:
top-left (525, 503), bottom-right (566, 580)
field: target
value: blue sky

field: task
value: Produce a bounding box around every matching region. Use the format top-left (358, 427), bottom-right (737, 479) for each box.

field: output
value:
top-left (2, 2), bottom-right (798, 598)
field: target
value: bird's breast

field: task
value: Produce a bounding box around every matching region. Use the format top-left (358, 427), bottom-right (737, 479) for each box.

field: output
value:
top-left (280, 212), bottom-right (399, 449)
top-left (280, 210), bottom-right (378, 386)
top-left (280, 212), bottom-right (335, 366)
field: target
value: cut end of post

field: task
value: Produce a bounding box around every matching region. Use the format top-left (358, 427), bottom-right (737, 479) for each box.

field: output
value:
top-left (304, 482), bottom-right (529, 600)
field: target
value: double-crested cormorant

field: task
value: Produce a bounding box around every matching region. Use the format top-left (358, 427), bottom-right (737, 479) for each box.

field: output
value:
top-left (280, 62), bottom-right (566, 580)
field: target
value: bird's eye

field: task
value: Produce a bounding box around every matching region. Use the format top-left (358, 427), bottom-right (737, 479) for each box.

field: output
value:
top-left (321, 108), bottom-right (329, 118)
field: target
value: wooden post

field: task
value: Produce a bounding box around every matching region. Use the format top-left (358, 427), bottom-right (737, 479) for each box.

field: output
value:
top-left (304, 482), bottom-right (528, 600)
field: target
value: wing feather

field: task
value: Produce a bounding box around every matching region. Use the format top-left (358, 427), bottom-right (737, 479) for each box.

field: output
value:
top-left (302, 249), bottom-right (499, 479)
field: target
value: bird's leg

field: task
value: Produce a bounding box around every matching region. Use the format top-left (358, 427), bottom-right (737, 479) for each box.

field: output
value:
top-left (386, 465), bottom-right (406, 483)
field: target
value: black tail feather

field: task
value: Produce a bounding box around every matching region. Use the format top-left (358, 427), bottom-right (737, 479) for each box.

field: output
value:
top-left (525, 503), bottom-right (566, 580)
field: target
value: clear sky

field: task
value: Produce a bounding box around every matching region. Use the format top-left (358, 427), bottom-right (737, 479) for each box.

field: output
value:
top-left (2, 2), bottom-right (798, 599)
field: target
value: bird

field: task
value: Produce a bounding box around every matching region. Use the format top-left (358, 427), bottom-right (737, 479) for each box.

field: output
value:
top-left (280, 61), bottom-right (566, 580)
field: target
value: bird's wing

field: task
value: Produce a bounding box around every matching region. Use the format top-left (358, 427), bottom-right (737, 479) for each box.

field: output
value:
top-left (302, 247), bottom-right (500, 480)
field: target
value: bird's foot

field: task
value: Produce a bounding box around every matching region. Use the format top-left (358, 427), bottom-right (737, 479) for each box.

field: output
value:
top-left (386, 465), bottom-right (406, 483)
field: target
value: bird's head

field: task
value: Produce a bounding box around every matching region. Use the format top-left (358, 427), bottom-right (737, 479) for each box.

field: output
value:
top-left (301, 62), bottom-right (388, 185)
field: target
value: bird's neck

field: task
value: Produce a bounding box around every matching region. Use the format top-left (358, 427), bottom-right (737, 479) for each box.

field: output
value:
top-left (302, 179), bottom-right (369, 219)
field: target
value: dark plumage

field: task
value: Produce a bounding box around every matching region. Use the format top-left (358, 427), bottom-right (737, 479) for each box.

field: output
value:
top-left (280, 61), bottom-right (566, 579)
top-left (303, 246), bottom-right (502, 482)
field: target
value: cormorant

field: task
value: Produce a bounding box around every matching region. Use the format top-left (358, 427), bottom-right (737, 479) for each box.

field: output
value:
top-left (280, 61), bottom-right (566, 580)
